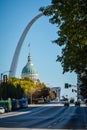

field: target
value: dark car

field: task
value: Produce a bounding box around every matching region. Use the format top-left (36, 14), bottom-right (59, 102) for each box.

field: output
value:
top-left (75, 101), bottom-right (80, 106)
top-left (64, 102), bottom-right (69, 106)
top-left (84, 99), bottom-right (87, 104)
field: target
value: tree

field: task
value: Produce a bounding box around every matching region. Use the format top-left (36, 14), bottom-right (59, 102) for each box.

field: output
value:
top-left (40, 0), bottom-right (87, 98)
top-left (40, 0), bottom-right (87, 74)
top-left (32, 84), bottom-right (50, 102)
top-left (0, 82), bottom-right (24, 100)
top-left (49, 89), bottom-right (56, 100)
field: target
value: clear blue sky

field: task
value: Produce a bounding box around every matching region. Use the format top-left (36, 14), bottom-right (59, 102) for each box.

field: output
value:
top-left (0, 0), bottom-right (77, 100)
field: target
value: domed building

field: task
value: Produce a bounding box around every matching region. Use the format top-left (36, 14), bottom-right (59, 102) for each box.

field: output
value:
top-left (21, 51), bottom-right (39, 83)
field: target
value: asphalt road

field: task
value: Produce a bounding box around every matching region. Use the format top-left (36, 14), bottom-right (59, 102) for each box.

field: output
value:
top-left (0, 103), bottom-right (87, 130)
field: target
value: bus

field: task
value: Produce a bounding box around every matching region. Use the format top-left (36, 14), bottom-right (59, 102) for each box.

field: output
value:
top-left (0, 98), bottom-right (12, 112)
top-left (19, 98), bottom-right (28, 108)
top-left (11, 99), bottom-right (20, 110)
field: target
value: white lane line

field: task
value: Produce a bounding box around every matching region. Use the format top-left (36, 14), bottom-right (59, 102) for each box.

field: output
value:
top-left (0, 111), bottom-right (31, 118)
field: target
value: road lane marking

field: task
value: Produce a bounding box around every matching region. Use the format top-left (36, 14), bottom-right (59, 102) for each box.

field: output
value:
top-left (0, 128), bottom-right (86, 130)
top-left (0, 111), bottom-right (31, 119)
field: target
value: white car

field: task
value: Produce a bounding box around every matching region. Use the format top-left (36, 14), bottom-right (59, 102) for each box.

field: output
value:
top-left (0, 107), bottom-right (5, 114)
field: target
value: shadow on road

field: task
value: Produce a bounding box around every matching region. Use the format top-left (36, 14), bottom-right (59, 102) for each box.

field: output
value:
top-left (0, 105), bottom-right (87, 129)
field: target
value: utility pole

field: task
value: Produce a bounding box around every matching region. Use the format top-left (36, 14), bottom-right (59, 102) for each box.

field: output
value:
top-left (77, 74), bottom-right (81, 101)
top-left (1, 73), bottom-right (3, 83)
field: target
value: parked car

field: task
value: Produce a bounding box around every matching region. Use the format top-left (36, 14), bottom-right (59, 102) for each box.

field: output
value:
top-left (75, 101), bottom-right (80, 106)
top-left (0, 107), bottom-right (5, 114)
top-left (84, 99), bottom-right (87, 104)
top-left (64, 102), bottom-right (69, 106)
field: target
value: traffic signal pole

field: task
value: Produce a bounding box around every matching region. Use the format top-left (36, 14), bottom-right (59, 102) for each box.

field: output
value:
top-left (64, 82), bottom-right (78, 101)
top-left (0, 71), bottom-right (11, 83)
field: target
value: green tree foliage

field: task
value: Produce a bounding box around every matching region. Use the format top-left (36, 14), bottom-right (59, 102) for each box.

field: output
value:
top-left (40, 0), bottom-right (87, 98)
top-left (40, 0), bottom-right (87, 74)
top-left (0, 77), bottom-right (51, 101)
top-left (9, 77), bottom-right (35, 98)
top-left (0, 82), bottom-right (24, 99)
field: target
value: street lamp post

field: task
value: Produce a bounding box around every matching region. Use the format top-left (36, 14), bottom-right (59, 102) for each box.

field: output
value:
top-left (1, 73), bottom-right (3, 83)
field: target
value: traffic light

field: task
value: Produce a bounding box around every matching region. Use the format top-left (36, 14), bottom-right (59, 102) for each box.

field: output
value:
top-left (72, 89), bottom-right (77, 92)
top-left (65, 83), bottom-right (68, 88)
top-left (75, 90), bottom-right (77, 93)
top-left (3, 75), bottom-right (7, 83)
top-left (68, 84), bottom-right (71, 87)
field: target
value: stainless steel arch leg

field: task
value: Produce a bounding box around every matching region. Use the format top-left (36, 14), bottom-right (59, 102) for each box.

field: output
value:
top-left (9, 13), bottom-right (43, 77)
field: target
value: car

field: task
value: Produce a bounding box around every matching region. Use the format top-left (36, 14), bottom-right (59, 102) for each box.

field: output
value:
top-left (70, 99), bottom-right (74, 103)
top-left (0, 107), bottom-right (5, 114)
top-left (75, 101), bottom-right (80, 106)
top-left (64, 102), bottom-right (69, 106)
top-left (84, 99), bottom-right (87, 104)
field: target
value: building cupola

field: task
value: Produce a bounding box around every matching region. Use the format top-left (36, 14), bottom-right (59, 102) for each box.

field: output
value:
top-left (21, 44), bottom-right (39, 83)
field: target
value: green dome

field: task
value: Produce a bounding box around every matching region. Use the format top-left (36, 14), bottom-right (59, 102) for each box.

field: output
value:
top-left (22, 63), bottom-right (38, 74)
top-left (21, 53), bottom-right (39, 83)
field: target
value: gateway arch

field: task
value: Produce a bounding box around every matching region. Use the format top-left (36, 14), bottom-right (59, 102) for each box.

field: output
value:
top-left (9, 13), bottom-right (43, 77)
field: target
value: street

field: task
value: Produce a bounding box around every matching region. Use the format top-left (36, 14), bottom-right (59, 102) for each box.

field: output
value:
top-left (0, 102), bottom-right (87, 130)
